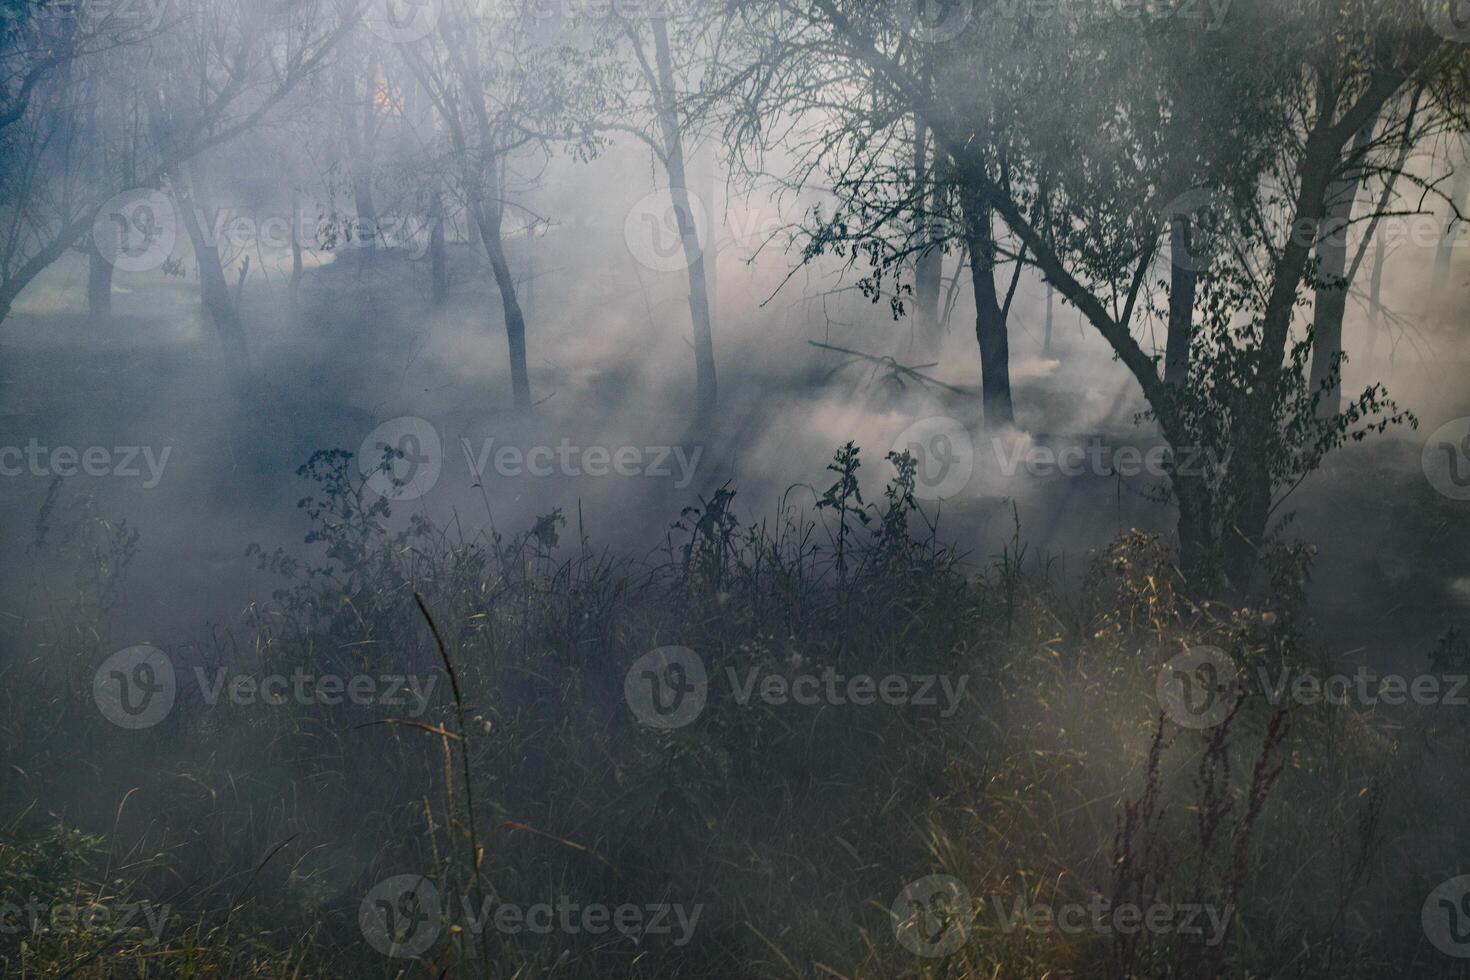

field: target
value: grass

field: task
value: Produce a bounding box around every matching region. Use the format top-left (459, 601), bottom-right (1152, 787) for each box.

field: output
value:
top-left (1, 444), bottom-right (1468, 978)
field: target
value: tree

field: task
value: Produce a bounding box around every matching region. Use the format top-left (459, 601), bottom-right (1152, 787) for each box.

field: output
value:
top-left (396, 0), bottom-right (602, 410)
top-left (724, 0), bottom-right (1461, 590)
top-left (599, 1), bottom-right (723, 423)
top-left (714, 4), bottom-right (1028, 427)
top-left (0, 0), bottom-right (350, 337)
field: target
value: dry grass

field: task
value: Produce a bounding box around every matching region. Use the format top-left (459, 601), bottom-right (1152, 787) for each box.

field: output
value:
top-left (1, 447), bottom-right (1468, 978)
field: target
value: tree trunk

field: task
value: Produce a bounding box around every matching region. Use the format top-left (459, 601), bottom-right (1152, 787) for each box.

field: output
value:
top-left (1370, 232), bottom-right (1385, 326)
top-left (0, 210), bottom-right (94, 329)
top-left (87, 240), bottom-right (113, 320)
top-left (1308, 127), bottom-right (1370, 419)
top-left (430, 200), bottom-right (448, 308)
top-left (652, 14), bottom-right (717, 424)
top-left (1165, 218), bottom-right (1196, 386)
top-left (524, 224), bottom-right (535, 319)
top-left (1173, 474), bottom-right (1217, 591)
top-left (961, 192), bottom-right (1013, 428)
top-left (353, 176), bottom-right (378, 250)
top-left (289, 186), bottom-right (303, 313)
top-left (697, 138), bottom-right (719, 330)
top-left (1363, 233), bottom-right (1387, 365)
top-left (172, 168), bottom-right (248, 366)
top-left (338, 60), bottom-right (378, 251)
top-left (1432, 164), bottom-right (1469, 304)
top-left (1306, 198), bottom-right (1352, 418)
top-left (472, 200), bottom-right (531, 409)
top-left (1043, 283), bottom-right (1053, 354)
top-left (1223, 88), bottom-right (1384, 591)
top-left (913, 117), bottom-right (942, 340)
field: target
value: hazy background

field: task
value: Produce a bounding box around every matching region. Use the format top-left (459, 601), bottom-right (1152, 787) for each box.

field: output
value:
top-left (1, 132), bottom-right (1467, 674)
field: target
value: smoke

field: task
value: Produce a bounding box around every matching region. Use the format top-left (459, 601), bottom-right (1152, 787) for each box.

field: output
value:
top-left (0, 119), bottom-right (1466, 665)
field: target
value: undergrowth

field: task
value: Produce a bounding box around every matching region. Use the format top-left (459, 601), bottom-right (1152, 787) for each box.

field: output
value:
top-left (0, 445), bottom-right (1467, 978)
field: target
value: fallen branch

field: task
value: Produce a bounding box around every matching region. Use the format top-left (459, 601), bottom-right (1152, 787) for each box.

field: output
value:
top-left (808, 340), bottom-right (970, 394)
